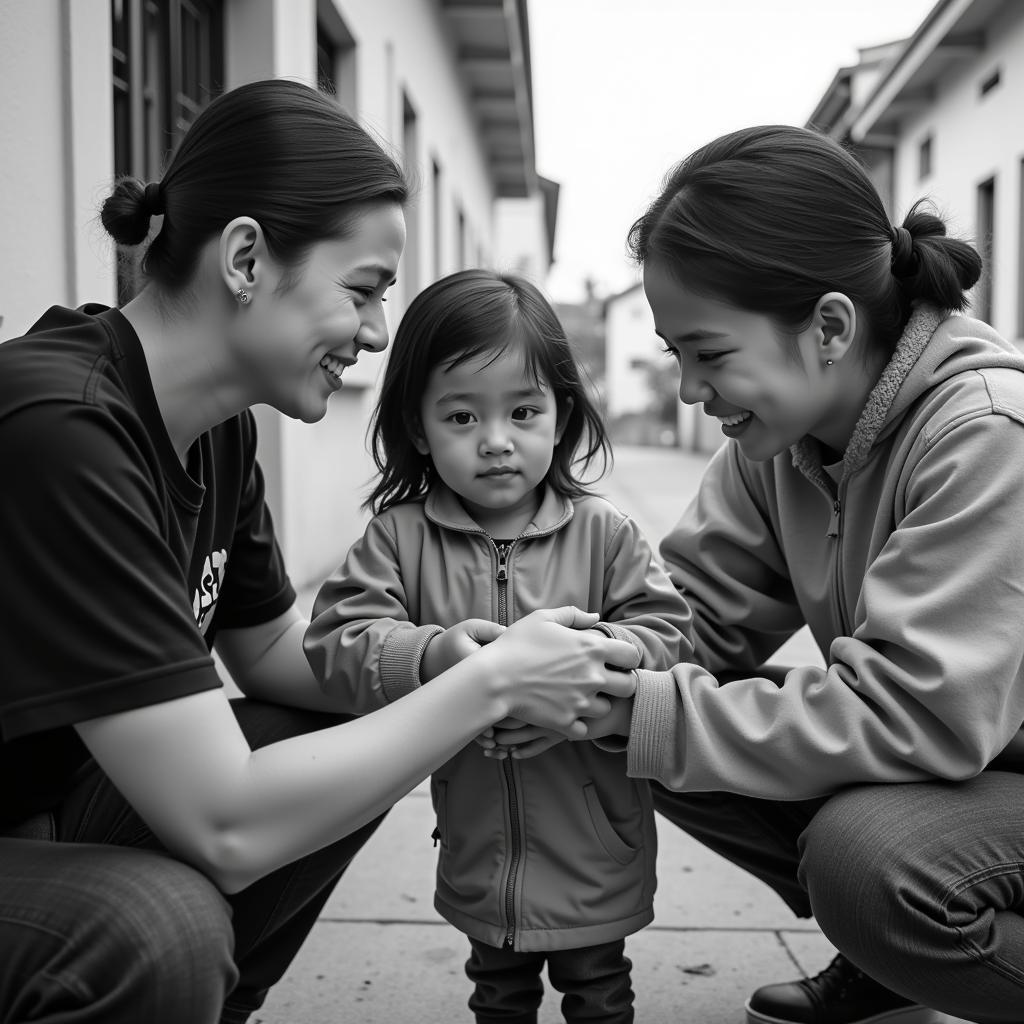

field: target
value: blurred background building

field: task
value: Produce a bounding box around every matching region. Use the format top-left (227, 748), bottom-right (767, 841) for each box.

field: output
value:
top-left (602, 0), bottom-right (1024, 456)
top-left (2, 0), bottom-right (1023, 575)
top-left (809, 0), bottom-right (1022, 338)
top-left (0, 0), bottom-right (557, 586)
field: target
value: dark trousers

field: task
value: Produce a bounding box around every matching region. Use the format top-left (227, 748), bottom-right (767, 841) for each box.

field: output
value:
top-left (0, 699), bottom-right (385, 1024)
top-left (653, 772), bottom-right (1024, 1024)
top-left (465, 936), bottom-right (634, 1024)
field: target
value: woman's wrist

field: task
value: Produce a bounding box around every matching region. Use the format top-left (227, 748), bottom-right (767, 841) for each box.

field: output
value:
top-left (426, 641), bottom-right (512, 729)
top-left (468, 642), bottom-right (515, 720)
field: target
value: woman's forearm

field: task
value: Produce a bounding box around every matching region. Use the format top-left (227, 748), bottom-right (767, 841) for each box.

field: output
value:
top-left (219, 652), bottom-right (509, 889)
top-left (78, 607), bottom-right (636, 893)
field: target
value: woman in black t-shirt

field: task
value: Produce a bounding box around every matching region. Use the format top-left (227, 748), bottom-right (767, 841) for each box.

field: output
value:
top-left (0, 79), bottom-right (638, 1024)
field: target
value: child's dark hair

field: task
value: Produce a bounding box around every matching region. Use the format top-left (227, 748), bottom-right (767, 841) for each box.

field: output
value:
top-left (367, 269), bottom-right (610, 515)
top-left (101, 78), bottom-right (410, 291)
top-left (627, 125), bottom-right (982, 356)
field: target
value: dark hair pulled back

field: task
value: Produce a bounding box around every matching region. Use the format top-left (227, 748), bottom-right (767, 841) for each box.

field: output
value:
top-left (367, 269), bottom-right (611, 515)
top-left (627, 125), bottom-right (983, 354)
top-left (101, 78), bottom-right (409, 290)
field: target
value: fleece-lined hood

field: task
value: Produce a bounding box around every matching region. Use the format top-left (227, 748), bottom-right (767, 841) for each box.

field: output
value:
top-left (793, 305), bottom-right (1024, 484)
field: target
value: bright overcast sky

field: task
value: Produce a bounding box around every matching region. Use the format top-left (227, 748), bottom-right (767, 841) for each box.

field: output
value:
top-left (530, 0), bottom-right (937, 303)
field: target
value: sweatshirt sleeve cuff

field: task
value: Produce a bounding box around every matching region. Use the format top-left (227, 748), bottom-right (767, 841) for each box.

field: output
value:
top-left (593, 621), bottom-right (644, 660)
top-left (626, 668), bottom-right (680, 780)
top-left (379, 624), bottom-right (445, 702)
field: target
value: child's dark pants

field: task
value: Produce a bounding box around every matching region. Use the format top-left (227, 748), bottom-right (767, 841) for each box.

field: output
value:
top-left (466, 935), bottom-right (634, 1023)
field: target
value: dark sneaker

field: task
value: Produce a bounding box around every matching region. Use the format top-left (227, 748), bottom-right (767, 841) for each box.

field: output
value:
top-left (745, 953), bottom-right (941, 1024)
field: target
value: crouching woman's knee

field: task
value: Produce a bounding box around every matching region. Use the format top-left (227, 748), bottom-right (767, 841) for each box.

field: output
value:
top-left (795, 785), bottom-right (917, 964)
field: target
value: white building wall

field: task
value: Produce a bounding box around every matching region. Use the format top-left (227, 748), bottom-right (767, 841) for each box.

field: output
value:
top-left (889, 2), bottom-right (1024, 342)
top-left (494, 194), bottom-right (547, 285)
top-left (0, 0), bottom-right (115, 342)
top-left (227, 0), bottom-right (505, 586)
top-left (604, 285), bottom-right (656, 418)
top-left (604, 283), bottom-right (722, 454)
top-left (0, 0), bottom-right (527, 589)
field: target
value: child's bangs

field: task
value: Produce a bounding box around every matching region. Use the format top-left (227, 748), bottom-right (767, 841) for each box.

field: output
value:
top-left (441, 327), bottom-right (552, 390)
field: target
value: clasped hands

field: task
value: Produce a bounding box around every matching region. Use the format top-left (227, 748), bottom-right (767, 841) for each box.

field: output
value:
top-left (419, 609), bottom-right (638, 760)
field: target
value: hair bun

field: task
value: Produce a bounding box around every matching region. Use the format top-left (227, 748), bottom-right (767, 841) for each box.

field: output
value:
top-left (143, 181), bottom-right (165, 216)
top-left (890, 225), bottom-right (916, 278)
top-left (99, 177), bottom-right (155, 247)
top-left (896, 200), bottom-right (982, 310)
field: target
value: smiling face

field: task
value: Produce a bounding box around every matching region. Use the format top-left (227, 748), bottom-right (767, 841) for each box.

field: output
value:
top-left (229, 202), bottom-right (406, 423)
top-left (415, 344), bottom-right (565, 536)
top-left (642, 260), bottom-right (845, 461)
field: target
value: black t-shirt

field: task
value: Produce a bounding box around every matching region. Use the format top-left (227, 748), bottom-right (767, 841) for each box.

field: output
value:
top-left (0, 304), bottom-right (295, 825)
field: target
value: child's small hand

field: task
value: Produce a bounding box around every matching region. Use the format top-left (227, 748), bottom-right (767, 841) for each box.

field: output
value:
top-left (481, 720), bottom-right (567, 760)
top-left (421, 619), bottom-right (506, 682)
top-left (471, 716), bottom-right (522, 755)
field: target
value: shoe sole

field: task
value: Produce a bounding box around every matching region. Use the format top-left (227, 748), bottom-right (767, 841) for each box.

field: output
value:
top-left (744, 1002), bottom-right (944, 1024)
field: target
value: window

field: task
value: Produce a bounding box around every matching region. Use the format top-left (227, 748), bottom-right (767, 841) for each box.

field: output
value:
top-left (315, 2), bottom-right (357, 111)
top-left (456, 204), bottom-right (466, 270)
top-left (432, 158), bottom-right (443, 279)
top-left (401, 92), bottom-right (420, 299)
top-left (918, 135), bottom-right (933, 180)
top-left (111, 0), bottom-right (223, 301)
top-left (976, 176), bottom-right (995, 324)
top-left (316, 28), bottom-right (336, 96)
top-left (980, 68), bottom-right (1001, 97)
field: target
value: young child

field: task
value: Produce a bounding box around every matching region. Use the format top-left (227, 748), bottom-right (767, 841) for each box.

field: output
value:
top-left (305, 268), bottom-right (693, 1023)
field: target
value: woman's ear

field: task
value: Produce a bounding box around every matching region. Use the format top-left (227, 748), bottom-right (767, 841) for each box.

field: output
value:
top-left (813, 292), bottom-right (857, 367)
top-left (219, 217), bottom-right (269, 302)
top-left (555, 396), bottom-right (574, 444)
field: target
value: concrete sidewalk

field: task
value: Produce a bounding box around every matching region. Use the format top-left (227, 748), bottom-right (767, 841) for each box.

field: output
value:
top-left (257, 444), bottom-right (969, 1023)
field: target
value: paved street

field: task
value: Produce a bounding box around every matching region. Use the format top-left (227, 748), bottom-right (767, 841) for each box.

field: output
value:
top-left (258, 444), bottom-right (967, 1023)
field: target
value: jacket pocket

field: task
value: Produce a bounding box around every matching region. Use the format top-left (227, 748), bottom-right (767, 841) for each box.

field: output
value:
top-left (583, 781), bottom-right (637, 865)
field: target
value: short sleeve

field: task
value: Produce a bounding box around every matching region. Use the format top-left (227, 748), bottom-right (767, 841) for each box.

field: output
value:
top-left (0, 403), bottom-right (222, 740)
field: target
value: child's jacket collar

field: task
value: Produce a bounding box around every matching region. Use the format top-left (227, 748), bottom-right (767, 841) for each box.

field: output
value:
top-left (423, 482), bottom-right (574, 537)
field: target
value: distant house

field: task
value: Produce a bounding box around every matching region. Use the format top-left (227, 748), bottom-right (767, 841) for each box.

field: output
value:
top-left (603, 282), bottom-right (655, 419)
top-left (602, 281), bottom-right (715, 451)
top-left (0, 0), bottom-right (557, 586)
top-left (809, 0), bottom-right (1024, 343)
top-left (555, 278), bottom-right (606, 402)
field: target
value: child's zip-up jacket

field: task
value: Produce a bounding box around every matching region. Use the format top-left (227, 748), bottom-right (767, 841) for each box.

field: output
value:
top-left (623, 306), bottom-right (1024, 798)
top-left (305, 486), bottom-right (691, 952)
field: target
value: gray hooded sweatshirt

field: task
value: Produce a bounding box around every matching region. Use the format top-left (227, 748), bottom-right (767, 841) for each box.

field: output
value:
top-left (627, 305), bottom-right (1024, 798)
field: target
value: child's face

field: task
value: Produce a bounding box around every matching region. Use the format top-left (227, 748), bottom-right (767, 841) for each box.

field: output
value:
top-left (643, 260), bottom-right (840, 461)
top-left (415, 345), bottom-right (565, 535)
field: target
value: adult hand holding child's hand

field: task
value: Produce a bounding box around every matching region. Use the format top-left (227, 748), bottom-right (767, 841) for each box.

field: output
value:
top-left (476, 606), bottom-right (638, 741)
top-left (421, 619), bottom-right (506, 682)
top-left (479, 625), bottom-right (638, 758)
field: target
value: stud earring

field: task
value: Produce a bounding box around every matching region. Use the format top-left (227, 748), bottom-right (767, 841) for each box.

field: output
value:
top-left (236, 288), bottom-right (250, 304)
top-left (825, 359), bottom-right (834, 366)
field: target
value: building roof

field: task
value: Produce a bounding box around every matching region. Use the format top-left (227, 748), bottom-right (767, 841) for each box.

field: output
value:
top-left (441, 0), bottom-right (537, 197)
top-left (808, 0), bottom-right (1007, 144)
top-left (602, 279), bottom-right (644, 315)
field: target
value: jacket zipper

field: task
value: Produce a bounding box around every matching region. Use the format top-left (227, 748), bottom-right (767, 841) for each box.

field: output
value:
top-left (494, 539), bottom-right (522, 947)
top-left (825, 487), bottom-right (850, 636)
top-left (826, 498), bottom-right (841, 538)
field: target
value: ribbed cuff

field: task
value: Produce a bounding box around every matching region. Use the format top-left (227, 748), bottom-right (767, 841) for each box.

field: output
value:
top-left (379, 624), bottom-right (445, 702)
top-left (626, 669), bottom-right (679, 780)
top-left (592, 621), bottom-right (644, 661)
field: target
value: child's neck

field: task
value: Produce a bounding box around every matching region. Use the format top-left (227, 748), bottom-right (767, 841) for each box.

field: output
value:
top-left (458, 494), bottom-right (542, 540)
